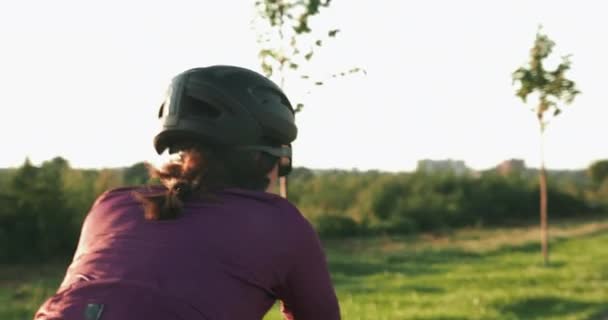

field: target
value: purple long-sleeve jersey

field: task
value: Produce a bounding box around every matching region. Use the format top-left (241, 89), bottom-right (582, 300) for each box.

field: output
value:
top-left (35, 186), bottom-right (340, 320)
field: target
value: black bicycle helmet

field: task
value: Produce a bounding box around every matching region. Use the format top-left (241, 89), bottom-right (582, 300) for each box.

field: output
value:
top-left (153, 65), bottom-right (297, 176)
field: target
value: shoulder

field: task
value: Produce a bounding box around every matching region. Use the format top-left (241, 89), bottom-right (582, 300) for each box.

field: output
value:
top-left (258, 194), bottom-right (319, 246)
top-left (82, 186), bottom-right (165, 230)
top-left (219, 188), bottom-right (317, 234)
top-left (92, 185), bottom-right (166, 208)
top-left (221, 189), bottom-right (307, 218)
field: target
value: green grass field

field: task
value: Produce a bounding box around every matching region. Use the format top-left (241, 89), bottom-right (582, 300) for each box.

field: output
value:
top-left (3, 219), bottom-right (608, 320)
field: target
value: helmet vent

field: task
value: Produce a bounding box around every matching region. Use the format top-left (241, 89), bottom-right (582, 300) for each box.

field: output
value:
top-left (158, 103), bottom-right (165, 118)
top-left (250, 86), bottom-right (294, 113)
top-left (182, 94), bottom-right (222, 119)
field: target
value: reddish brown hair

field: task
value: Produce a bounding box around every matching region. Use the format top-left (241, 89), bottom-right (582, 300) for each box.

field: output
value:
top-left (137, 145), bottom-right (277, 220)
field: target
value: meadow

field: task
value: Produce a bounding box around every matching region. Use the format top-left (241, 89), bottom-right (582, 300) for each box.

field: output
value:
top-left (3, 218), bottom-right (608, 320)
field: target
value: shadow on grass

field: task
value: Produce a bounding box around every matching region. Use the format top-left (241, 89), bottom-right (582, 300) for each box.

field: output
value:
top-left (411, 317), bottom-right (469, 320)
top-left (326, 233), bottom-right (589, 298)
top-left (329, 247), bottom-right (482, 279)
top-left (335, 278), bottom-right (445, 295)
top-left (328, 239), bottom-right (556, 285)
top-left (402, 285), bottom-right (444, 294)
top-left (326, 228), bottom-right (608, 296)
top-left (588, 309), bottom-right (608, 320)
top-left (498, 296), bottom-right (602, 320)
top-left (385, 248), bottom-right (481, 264)
top-left (327, 228), bottom-right (599, 280)
top-left (328, 248), bottom-right (478, 295)
top-left (488, 226), bottom-right (608, 257)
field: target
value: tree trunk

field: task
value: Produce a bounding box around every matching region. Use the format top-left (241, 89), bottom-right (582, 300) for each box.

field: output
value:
top-left (539, 120), bottom-right (549, 266)
top-left (539, 163), bottom-right (549, 266)
top-left (279, 176), bottom-right (288, 199)
top-left (278, 62), bottom-right (288, 200)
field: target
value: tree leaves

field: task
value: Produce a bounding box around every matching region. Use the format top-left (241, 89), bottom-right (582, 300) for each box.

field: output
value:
top-left (553, 108), bottom-right (561, 117)
top-left (588, 160), bottom-right (608, 186)
top-left (254, 0), bottom-right (339, 112)
top-left (328, 29), bottom-right (340, 37)
top-left (254, 1), bottom-right (363, 113)
top-left (512, 28), bottom-right (580, 124)
top-left (295, 103), bottom-right (304, 113)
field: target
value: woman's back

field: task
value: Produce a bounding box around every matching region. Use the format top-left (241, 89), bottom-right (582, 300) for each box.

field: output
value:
top-left (36, 186), bottom-right (339, 320)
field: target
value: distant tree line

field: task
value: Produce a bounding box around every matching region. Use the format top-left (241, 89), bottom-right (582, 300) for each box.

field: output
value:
top-left (1, 157), bottom-right (607, 262)
top-left (0, 158), bottom-right (147, 263)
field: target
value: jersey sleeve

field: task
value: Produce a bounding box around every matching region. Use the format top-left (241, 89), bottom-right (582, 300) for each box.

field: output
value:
top-left (276, 217), bottom-right (341, 320)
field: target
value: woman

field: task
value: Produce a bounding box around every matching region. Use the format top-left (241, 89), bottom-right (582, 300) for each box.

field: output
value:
top-left (35, 65), bottom-right (340, 320)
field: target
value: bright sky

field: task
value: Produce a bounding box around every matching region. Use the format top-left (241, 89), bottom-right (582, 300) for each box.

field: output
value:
top-left (1, 0), bottom-right (607, 172)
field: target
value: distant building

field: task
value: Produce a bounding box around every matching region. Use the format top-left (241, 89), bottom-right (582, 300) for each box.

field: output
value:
top-left (416, 159), bottom-right (470, 176)
top-left (496, 159), bottom-right (526, 176)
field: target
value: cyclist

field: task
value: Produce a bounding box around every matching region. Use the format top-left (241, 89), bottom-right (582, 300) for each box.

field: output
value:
top-left (35, 65), bottom-right (340, 320)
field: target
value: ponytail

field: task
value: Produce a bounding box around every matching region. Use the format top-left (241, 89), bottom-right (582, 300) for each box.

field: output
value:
top-left (136, 145), bottom-right (277, 220)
